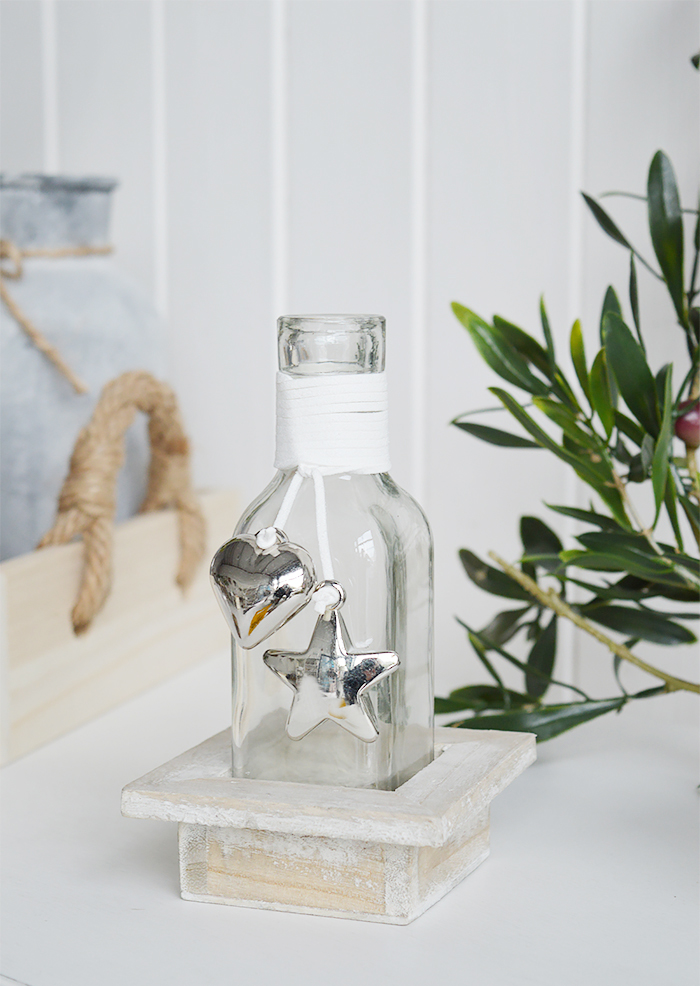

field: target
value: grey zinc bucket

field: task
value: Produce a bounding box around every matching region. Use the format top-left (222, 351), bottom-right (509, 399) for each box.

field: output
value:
top-left (0, 175), bottom-right (164, 560)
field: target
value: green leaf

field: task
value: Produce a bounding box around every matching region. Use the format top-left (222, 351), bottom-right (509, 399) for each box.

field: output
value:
top-left (589, 350), bottom-right (615, 439)
top-left (435, 697), bottom-right (471, 714)
top-left (462, 626), bottom-right (510, 706)
top-left (651, 365), bottom-right (673, 523)
top-left (612, 573), bottom-right (699, 604)
top-left (545, 503), bottom-right (624, 531)
top-left (453, 421), bottom-right (540, 448)
top-left (679, 494), bottom-right (700, 541)
top-left (465, 624), bottom-right (590, 699)
top-left (647, 151), bottom-right (686, 324)
top-left (452, 304), bottom-right (550, 395)
top-left (480, 606), bottom-right (532, 646)
top-left (615, 410), bottom-right (645, 446)
top-left (532, 397), bottom-right (602, 450)
top-left (540, 295), bottom-right (555, 364)
top-left (603, 312), bottom-right (659, 436)
top-left (655, 363), bottom-right (672, 411)
top-left (629, 254), bottom-right (643, 348)
top-left (583, 193), bottom-right (634, 252)
top-left (449, 698), bottom-right (626, 742)
top-left (492, 316), bottom-right (550, 374)
top-left (568, 577), bottom-right (651, 602)
top-left (562, 547), bottom-right (689, 586)
top-left (520, 516), bottom-right (563, 574)
top-left (600, 285), bottom-right (622, 342)
top-left (579, 604), bottom-right (696, 646)
top-left (570, 320), bottom-right (591, 403)
top-left (436, 684), bottom-right (533, 715)
top-left (525, 614), bottom-right (557, 698)
top-left (664, 477), bottom-right (684, 552)
top-left (492, 387), bottom-right (629, 525)
top-left (493, 315), bottom-right (579, 410)
top-left (458, 549), bottom-right (533, 601)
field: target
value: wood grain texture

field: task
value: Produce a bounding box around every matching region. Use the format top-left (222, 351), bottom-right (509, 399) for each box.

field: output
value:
top-left (122, 726), bottom-right (536, 924)
top-left (0, 489), bottom-right (238, 764)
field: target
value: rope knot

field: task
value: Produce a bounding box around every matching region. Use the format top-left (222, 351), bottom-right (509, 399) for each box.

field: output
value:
top-left (38, 371), bottom-right (206, 634)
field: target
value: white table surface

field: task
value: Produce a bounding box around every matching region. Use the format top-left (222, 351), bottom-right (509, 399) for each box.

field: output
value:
top-left (2, 650), bottom-right (698, 986)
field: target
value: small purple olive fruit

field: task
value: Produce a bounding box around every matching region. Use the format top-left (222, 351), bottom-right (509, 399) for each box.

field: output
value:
top-left (675, 400), bottom-right (700, 449)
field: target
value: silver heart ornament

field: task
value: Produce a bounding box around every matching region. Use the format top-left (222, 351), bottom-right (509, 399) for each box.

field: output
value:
top-left (210, 528), bottom-right (316, 649)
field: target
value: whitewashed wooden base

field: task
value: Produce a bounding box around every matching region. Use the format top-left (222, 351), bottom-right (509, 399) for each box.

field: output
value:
top-left (122, 727), bottom-right (536, 925)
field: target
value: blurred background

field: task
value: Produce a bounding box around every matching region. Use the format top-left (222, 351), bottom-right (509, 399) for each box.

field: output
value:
top-left (1, 0), bottom-right (698, 698)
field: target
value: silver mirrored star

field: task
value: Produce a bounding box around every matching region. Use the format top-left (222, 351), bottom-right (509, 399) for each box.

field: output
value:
top-left (263, 584), bottom-right (400, 743)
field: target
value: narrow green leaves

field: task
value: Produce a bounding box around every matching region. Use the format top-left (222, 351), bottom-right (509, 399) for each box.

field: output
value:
top-left (453, 421), bottom-right (540, 448)
top-left (651, 366), bottom-right (673, 522)
top-left (491, 387), bottom-right (629, 525)
top-left (545, 504), bottom-right (624, 531)
top-left (452, 304), bottom-right (549, 395)
top-left (570, 320), bottom-right (591, 402)
top-left (540, 295), bottom-right (555, 365)
top-left (582, 193), bottom-right (633, 251)
top-left (458, 549), bottom-right (533, 601)
top-left (520, 516), bottom-right (563, 574)
top-left (589, 350), bottom-right (615, 439)
top-left (526, 614), bottom-right (557, 698)
top-left (629, 254), bottom-right (643, 348)
top-left (603, 312), bottom-right (659, 436)
top-left (435, 685), bottom-right (531, 715)
top-left (449, 698), bottom-right (626, 742)
top-left (647, 151), bottom-right (686, 324)
top-left (480, 606), bottom-right (532, 647)
top-left (580, 604), bottom-right (696, 646)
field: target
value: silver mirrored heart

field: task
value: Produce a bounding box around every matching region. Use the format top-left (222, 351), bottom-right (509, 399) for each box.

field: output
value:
top-left (210, 528), bottom-right (316, 649)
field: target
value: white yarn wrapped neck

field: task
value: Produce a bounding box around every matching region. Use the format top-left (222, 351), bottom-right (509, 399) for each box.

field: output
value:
top-left (271, 369), bottom-right (391, 584)
top-left (274, 370), bottom-right (390, 475)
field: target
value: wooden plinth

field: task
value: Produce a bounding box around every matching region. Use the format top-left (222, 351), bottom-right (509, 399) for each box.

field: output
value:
top-left (122, 727), bottom-right (535, 925)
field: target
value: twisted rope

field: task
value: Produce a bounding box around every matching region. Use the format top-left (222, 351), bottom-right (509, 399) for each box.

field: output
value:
top-left (38, 371), bottom-right (206, 634)
top-left (0, 238), bottom-right (113, 394)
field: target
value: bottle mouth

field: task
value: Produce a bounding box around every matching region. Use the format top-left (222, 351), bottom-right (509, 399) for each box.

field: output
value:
top-left (278, 315), bottom-right (386, 375)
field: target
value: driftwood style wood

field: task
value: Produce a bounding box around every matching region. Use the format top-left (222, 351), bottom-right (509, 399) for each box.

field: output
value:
top-left (122, 726), bottom-right (536, 924)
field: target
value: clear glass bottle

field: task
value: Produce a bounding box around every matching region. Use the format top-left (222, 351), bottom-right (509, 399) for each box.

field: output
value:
top-left (230, 315), bottom-right (433, 790)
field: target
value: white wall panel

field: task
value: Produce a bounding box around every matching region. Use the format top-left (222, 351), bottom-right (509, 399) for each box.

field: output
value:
top-left (165, 0), bottom-right (273, 501)
top-left (0, 0), bottom-right (44, 172)
top-left (428, 0), bottom-right (577, 693)
top-left (55, 1), bottom-right (155, 296)
top-left (286, 0), bottom-right (415, 486)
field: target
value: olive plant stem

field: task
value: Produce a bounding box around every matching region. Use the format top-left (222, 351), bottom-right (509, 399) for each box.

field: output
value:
top-left (488, 551), bottom-right (700, 695)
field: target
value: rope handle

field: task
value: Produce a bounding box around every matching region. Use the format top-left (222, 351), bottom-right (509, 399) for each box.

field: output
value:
top-left (38, 370), bottom-right (206, 635)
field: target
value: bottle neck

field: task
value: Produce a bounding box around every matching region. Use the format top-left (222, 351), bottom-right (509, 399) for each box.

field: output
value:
top-left (274, 370), bottom-right (390, 475)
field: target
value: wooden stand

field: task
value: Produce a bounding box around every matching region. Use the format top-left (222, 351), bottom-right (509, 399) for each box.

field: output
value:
top-left (122, 727), bottom-right (535, 925)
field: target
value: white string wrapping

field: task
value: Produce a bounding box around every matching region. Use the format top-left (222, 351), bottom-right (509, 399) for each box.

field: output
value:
top-left (270, 370), bottom-right (390, 588)
top-left (274, 371), bottom-right (390, 475)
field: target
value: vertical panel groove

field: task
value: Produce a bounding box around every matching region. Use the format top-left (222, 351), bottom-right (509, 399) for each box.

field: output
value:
top-left (151, 0), bottom-right (168, 318)
top-left (41, 0), bottom-right (59, 172)
top-left (559, 0), bottom-right (588, 691)
top-left (271, 0), bottom-right (289, 320)
top-left (411, 0), bottom-right (429, 504)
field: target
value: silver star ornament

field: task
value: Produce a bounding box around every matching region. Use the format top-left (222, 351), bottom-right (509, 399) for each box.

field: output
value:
top-left (263, 584), bottom-right (400, 743)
